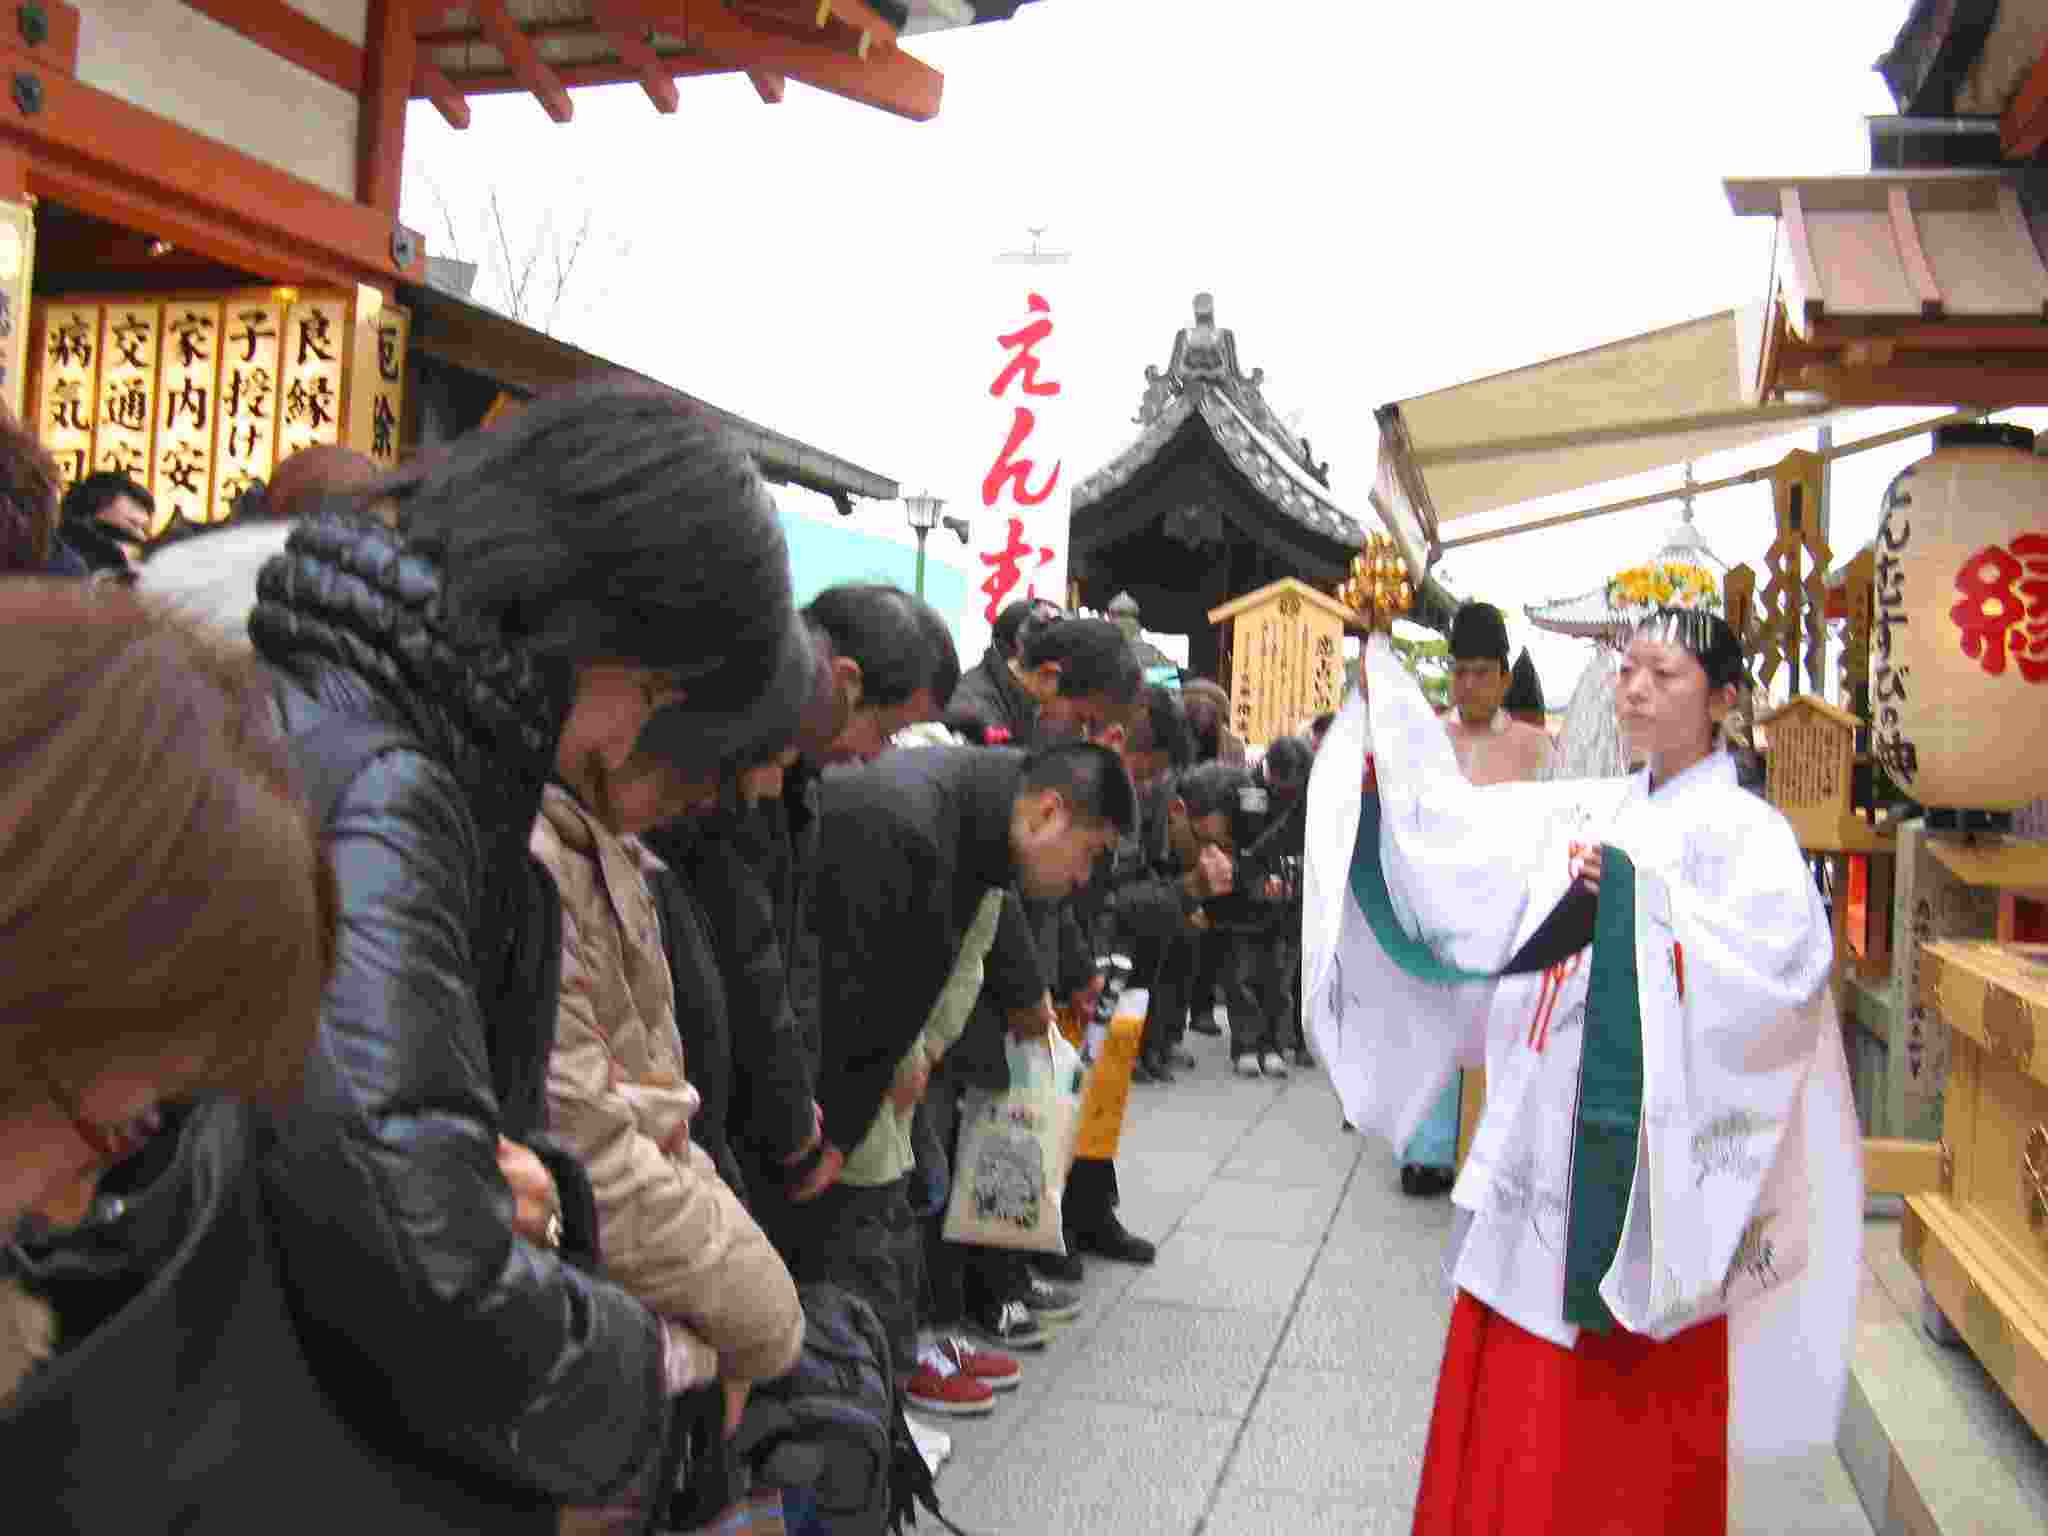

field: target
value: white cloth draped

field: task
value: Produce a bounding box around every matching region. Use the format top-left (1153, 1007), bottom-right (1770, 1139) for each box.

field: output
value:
top-left (1303, 636), bottom-right (1862, 1460)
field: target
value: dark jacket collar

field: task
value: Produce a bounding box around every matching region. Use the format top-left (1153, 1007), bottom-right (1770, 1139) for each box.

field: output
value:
top-left (249, 514), bottom-right (573, 862)
top-left (955, 747), bottom-right (1025, 891)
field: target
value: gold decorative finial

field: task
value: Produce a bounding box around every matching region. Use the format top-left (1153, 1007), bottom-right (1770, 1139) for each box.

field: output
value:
top-left (1339, 532), bottom-right (1413, 633)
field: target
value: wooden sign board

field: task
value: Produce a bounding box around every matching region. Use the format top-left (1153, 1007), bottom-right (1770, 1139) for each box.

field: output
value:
top-left (1208, 577), bottom-right (1356, 746)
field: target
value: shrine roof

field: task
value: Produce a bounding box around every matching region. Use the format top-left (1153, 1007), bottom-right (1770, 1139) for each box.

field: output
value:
top-left (413, 1), bottom-right (1043, 125)
top-left (1072, 294), bottom-right (1366, 551)
top-left (403, 277), bottom-right (897, 504)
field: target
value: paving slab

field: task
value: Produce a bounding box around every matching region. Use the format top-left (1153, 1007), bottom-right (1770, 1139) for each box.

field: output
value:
top-left (931, 1060), bottom-right (1879, 1535)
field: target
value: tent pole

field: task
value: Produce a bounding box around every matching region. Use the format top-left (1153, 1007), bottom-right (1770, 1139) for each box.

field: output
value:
top-left (1438, 408), bottom-right (1987, 552)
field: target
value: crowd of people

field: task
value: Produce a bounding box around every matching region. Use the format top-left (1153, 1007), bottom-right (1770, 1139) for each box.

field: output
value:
top-left (1, 376), bottom-right (1855, 1536)
top-left (0, 383), bottom-right (1331, 1533)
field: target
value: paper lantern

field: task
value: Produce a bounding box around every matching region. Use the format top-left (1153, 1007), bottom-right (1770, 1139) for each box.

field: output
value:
top-left (1871, 423), bottom-right (2048, 811)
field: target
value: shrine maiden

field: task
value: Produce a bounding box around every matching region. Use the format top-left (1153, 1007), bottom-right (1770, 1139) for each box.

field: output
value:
top-left (1301, 608), bottom-right (1861, 1536)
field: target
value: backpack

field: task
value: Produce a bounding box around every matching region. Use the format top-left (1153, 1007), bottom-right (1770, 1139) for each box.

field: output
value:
top-left (731, 1285), bottom-right (969, 1536)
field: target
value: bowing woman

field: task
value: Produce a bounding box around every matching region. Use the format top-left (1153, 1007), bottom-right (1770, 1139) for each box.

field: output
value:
top-left (1302, 606), bottom-right (1861, 1536)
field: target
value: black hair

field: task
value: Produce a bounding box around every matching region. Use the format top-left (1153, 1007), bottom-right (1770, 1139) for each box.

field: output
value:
top-left (1021, 617), bottom-right (1142, 705)
top-left (804, 583), bottom-right (954, 709)
top-left (911, 593), bottom-right (961, 706)
top-left (1633, 608), bottom-right (1748, 691)
top-left (1133, 683), bottom-right (1192, 770)
top-left (1259, 735), bottom-right (1314, 793)
top-left (1176, 760), bottom-right (1253, 821)
top-left (1018, 739), bottom-right (1138, 835)
top-left (992, 598), bottom-right (1047, 661)
top-left (61, 471), bottom-right (153, 537)
top-left (368, 378), bottom-right (793, 713)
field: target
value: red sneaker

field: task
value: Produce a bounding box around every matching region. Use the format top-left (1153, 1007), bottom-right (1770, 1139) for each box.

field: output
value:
top-left (903, 1361), bottom-right (995, 1417)
top-left (935, 1335), bottom-right (1022, 1393)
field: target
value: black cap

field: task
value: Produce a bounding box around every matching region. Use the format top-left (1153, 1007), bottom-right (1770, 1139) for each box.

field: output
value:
top-left (1504, 649), bottom-right (1545, 714)
top-left (1448, 602), bottom-right (1510, 664)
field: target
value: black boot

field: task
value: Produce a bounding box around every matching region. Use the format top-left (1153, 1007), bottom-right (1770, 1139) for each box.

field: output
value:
top-left (1400, 1164), bottom-right (1455, 1199)
top-left (1073, 1212), bottom-right (1157, 1266)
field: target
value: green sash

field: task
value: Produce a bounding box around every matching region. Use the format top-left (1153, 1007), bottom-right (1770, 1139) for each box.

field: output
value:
top-left (1559, 846), bottom-right (1640, 1332)
top-left (1348, 795), bottom-right (1643, 1331)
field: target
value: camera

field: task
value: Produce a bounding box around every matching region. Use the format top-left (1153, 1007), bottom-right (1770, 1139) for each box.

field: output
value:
top-left (1201, 784), bottom-right (1302, 935)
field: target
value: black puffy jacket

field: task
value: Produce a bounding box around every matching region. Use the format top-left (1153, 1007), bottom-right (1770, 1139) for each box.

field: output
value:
top-left (248, 516), bottom-right (670, 1514)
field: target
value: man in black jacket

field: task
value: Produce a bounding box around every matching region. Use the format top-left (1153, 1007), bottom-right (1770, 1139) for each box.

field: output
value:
top-left (801, 742), bottom-right (1133, 1356)
top-left (252, 381), bottom-right (825, 1525)
top-left (946, 615), bottom-right (1141, 747)
top-left (1112, 761), bottom-right (1252, 1083)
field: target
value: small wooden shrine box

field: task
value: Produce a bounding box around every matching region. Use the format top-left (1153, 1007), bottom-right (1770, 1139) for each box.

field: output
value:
top-left (1906, 939), bottom-right (2048, 1444)
top-left (1759, 696), bottom-right (1892, 854)
top-left (1207, 577), bottom-right (1358, 747)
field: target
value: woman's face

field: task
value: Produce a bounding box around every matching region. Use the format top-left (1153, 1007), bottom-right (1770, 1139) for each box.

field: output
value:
top-left (1615, 634), bottom-right (1728, 768)
top-left (2, 1058), bottom-right (192, 1233)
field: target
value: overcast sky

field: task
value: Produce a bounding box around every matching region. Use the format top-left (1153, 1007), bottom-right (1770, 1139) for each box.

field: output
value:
top-left (403, 1), bottom-right (2030, 700)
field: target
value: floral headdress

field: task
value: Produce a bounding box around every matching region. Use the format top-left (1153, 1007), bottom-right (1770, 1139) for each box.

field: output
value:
top-left (1605, 559), bottom-right (1720, 616)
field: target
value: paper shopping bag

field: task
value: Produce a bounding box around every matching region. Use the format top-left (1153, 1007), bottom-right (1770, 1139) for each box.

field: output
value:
top-left (942, 1040), bottom-right (1068, 1254)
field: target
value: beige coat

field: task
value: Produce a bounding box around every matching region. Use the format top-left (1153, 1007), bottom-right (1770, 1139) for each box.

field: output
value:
top-left (532, 786), bottom-right (803, 1386)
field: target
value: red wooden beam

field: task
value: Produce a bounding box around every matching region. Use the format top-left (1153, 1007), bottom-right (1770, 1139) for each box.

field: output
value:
top-left (2002, 44), bottom-right (2048, 159)
top-left (357, 0), bottom-right (413, 215)
top-left (0, 41), bottom-right (423, 291)
top-left (638, 1), bottom-right (941, 121)
top-left (472, 0), bottom-right (575, 122)
top-left (588, 0), bottom-right (681, 112)
top-left (425, 55), bottom-right (733, 100)
top-left (415, 59), bottom-right (472, 127)
top-left (179, 0), bottom-right (365, 95)
top-left (814, 0), bottom-right (898, 48)
top-left (749, 70), bottom-right (786, 103)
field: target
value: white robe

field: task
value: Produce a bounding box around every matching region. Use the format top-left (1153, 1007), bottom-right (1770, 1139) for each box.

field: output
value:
top-left (1302, 635), bottom-right (1862, 1460)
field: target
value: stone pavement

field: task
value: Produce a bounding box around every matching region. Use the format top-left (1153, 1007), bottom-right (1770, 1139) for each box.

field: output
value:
top-left (924, 1021), bottom-right (1877, 1535)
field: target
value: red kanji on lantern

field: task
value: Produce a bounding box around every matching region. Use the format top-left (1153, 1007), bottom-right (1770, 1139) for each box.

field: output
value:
top-left (977, 515), bottom-right (1055, 622)
top-left (990, 294), bottom-right (1060, 399)
top-left (981, 406), bottom-right (1061, 508)
top-left (1950, 532), bottom-right (2048, 682)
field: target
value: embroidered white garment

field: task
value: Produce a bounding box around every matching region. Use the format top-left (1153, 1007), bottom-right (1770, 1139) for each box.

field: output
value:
top-left (1303, 636), bottom-right (1862, 1460)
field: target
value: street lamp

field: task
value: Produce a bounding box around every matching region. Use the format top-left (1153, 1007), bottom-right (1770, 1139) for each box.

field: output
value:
top-left (903, 490), bottom-right (945, 598)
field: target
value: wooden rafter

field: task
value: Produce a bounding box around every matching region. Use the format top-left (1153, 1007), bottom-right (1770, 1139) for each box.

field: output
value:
top-left (432, 55), bottom-right (733, 99)
top-left (473, 0), bottom-right (575, 122)
top-left (408, 0), bottom-right (944, 122)
top-left (588, 0), bottom-right (681, 112)
top-left (416, 59), bottom-right (473, 128)
top-left (814, 0), bottom-right (898, 51)
top-left (635, 1), bottom-right (942, 120)
top-left (0, 39), bottom-right (422, 291)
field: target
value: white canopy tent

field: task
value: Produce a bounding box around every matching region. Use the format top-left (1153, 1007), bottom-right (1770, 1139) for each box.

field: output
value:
top-left (1370, 309), bottom-right (1838, 573)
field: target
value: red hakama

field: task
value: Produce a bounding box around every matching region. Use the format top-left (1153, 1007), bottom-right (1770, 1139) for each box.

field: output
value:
top-left (1412, 1291), bottom-right (1729, 1536)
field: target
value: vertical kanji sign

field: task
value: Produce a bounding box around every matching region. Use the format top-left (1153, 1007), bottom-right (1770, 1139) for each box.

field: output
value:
top-left (975, 282), bottom-right (1068, 638)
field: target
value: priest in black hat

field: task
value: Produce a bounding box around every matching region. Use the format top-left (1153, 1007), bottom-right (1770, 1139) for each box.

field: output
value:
top-left (1441, 602), bottom-right (1555, 788)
